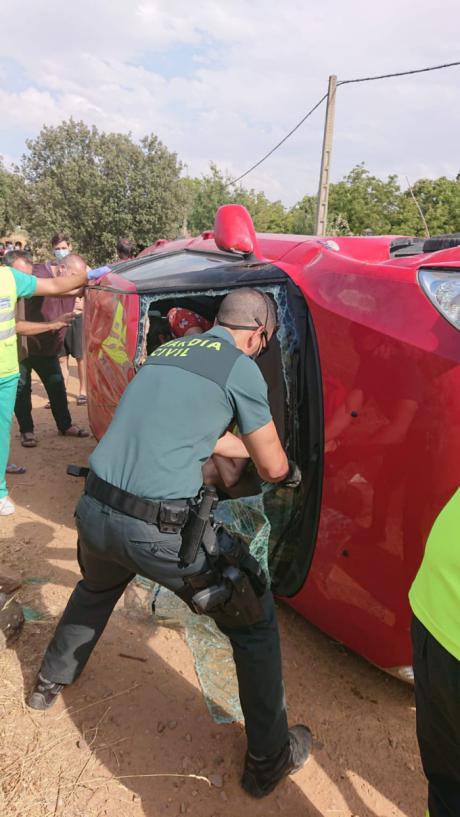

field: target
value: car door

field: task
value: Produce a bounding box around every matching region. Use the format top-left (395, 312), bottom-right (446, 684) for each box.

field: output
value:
top-left (278, 246), bottom-right (460, 669)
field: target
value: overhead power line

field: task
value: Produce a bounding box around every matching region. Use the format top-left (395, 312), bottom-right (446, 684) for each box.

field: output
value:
top-left (228, 59), bottom-right (460, 186)
top-left (229, 92), bottom-right (329, 185)
top-left (337, 59), bottom-right (460, 86)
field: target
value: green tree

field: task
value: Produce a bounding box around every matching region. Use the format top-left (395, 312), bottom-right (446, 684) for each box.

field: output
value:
top-left (284, 164), bottom-right (460, 237)
top-left (184, 163), bottom-right (234, 234)
top-left (0, 160), bottom-right (26, 237)
top-left (185, 163), bottom-right (290, 234)
top-left (284, 194), bottom-right (316, 234)
top-left (237, 189), bottom-right (289, 233)
top-left (394, 176), bottom-right (460, 236)
top-left (326, 163), bottom-right (403, 235)
top-left (19, 120), bottom-right (185, 264)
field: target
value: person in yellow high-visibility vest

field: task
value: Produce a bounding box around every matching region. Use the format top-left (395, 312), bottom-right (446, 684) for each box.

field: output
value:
top-left (0, 261), bottom-right (109, 515)
top-left (409, 488), bottom-right (460, 817)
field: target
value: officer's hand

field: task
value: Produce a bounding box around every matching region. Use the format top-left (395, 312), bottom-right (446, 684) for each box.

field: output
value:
top-left (281, 460), bottom-right (302, 488)
top-left (87, 265), bottom-right (111, 281)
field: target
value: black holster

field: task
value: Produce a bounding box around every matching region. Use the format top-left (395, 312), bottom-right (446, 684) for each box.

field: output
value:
top-left (186, 529), bottom-right (268, 627)
top-left (179, 485), bottom-right (219, 566)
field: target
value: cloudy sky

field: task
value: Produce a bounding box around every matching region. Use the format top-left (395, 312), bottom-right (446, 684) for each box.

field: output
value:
top-left (1, 0), bottom-right (459, 205)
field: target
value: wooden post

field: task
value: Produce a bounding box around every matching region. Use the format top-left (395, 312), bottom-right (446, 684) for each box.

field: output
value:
top-left (315, 75), bottom-right (337, 236)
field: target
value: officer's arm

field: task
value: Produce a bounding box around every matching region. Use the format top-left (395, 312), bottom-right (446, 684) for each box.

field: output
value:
top-left (213, 431), bottom-right (249, 459)
top-left (34, 268), bottom-right (89, 296)
top-left (241, 421), bottom-right (289, 483)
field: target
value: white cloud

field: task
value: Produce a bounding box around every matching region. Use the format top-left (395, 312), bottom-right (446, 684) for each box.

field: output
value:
top-left (1, 0), bottom-right (460, 204)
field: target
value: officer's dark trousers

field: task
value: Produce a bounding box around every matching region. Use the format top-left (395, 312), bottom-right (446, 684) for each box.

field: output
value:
top-left (412, 616), bottom-right (460, 817)
top-left (40, 494), bottom-right (289, 757)
top-left (15, 355), bottom-right (72, 434)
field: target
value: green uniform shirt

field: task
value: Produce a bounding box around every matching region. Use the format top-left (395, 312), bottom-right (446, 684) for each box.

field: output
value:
top-left (409, 488), bottom-right (460, 660)
top-left (90, 326), bottom-right (272, 500)
top-left (10, 268), bottom-right (37, 299)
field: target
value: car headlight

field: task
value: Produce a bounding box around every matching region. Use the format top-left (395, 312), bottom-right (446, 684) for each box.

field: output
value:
top-left (419, 267), bottom-right (460, 330)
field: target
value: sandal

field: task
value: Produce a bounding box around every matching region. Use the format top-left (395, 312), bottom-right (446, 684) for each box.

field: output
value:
top-left (59, 425), bottom-right (89, 438)
top-left (6, 464), bottom-right (27, 474)
top-left (76, 394), bottom-right (87, 406)
top-left (21, 432), bottom-right (37, 448)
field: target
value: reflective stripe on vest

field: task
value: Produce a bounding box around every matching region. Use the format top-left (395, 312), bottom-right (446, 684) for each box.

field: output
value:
top-left (0, 267), bottom-right (18, 378)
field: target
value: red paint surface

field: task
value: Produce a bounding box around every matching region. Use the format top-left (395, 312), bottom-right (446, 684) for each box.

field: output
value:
top-left (85, 280), bottom-right (139, 441)
top-left (85, 215), bottom-right (460, 670)
top-left (279, 250), bottom-right (460, 668)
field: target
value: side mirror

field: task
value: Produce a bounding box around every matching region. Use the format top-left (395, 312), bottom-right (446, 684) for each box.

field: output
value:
top-left (214, 204), bottom-right (261, 259)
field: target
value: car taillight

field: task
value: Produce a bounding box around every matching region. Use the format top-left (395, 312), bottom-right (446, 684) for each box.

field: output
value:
top-left (418, 267), bottom-right (460, 330)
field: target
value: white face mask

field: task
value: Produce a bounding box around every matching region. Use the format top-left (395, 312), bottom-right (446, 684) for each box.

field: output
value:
top-left (54, 248), bottom-right (70, 260)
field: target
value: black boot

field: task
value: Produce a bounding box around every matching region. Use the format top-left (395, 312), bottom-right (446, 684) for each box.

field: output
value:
top-left (241, 724), bottom-right (312, 798)
top-left (27, 674), bottom-right (65, 710)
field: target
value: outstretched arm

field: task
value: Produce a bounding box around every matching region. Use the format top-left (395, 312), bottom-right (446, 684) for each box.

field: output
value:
top-left (33, 264), bottom-right (109, 297)
top-left (34, 268), bottom-right (89, 296)
top-left (241, 421), bottom-right (289, 483)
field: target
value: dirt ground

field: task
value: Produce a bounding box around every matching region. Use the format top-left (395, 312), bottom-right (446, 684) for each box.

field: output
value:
top-left (0, 369), bottom-right (426, 817)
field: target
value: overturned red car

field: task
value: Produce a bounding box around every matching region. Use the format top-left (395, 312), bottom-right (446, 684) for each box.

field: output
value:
top-left (84, 205), bottom-right (460, 681)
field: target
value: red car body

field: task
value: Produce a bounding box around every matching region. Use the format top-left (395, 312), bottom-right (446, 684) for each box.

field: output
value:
top-left (84, 207), bottom-right (460, 679)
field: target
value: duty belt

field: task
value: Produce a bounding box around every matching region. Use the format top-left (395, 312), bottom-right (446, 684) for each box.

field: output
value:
top-left (85, 471), bottom-right (190, 531)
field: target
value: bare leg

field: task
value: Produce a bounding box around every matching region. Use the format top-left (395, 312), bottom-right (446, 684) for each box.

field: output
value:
top-left (76, 358), bottom-right (86, 399)
top-left (60, 356), bottom-right (70, 388)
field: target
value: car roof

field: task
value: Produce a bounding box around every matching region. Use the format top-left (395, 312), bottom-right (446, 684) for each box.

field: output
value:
top-left (96, 231), bottom-right (460, 294)
top-left (138, 232), bottom-right (410, 264)
top-left (104, 249), bottom-right (286, 293)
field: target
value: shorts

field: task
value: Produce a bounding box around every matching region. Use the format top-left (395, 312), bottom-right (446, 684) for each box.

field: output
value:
top-left (60, 314), bottom-right (83, 360)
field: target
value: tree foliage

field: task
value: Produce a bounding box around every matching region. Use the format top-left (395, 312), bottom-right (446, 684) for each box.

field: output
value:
top-left (17, 120), bottom-right (185, 264)
top-left (1, 119), bottom-right (459, 260)
top-left (183, 163), bottom-right (290, 234)
top-left (0, 160), bottom-right (25, 237)
top-left (324, 165), bottom-right (460, 237)
top-left (185, 162), bottom-right (460, 239)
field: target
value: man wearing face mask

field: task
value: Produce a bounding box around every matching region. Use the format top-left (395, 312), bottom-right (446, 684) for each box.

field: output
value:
top-left (51, 233), bottom-right (86, 405)
top-left (28, 288), bottom-right (311, 799)
top-left (14, 252), bottom-right (89, 446)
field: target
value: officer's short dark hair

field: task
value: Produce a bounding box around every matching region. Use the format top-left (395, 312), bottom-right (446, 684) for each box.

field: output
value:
top-left (117, 238), bottom-right (135, 259)
top-left (217, 288), bottom-right (277, 336)
top-left (3, 249), bottom-right (33, 267)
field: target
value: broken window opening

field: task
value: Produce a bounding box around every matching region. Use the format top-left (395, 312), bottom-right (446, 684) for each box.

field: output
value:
top-left (129, 282), bottom-right (317, 597)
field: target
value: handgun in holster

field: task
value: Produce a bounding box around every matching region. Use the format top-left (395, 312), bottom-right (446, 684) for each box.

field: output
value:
top-left (187, 529), bottom-right (268, 627)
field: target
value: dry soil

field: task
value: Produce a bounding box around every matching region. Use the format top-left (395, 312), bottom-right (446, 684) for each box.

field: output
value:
top-left (0, 370), bottom-right (426, 817)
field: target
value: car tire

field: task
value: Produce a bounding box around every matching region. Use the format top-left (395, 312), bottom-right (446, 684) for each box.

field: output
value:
top-left (423, 233), bottom-right (460, 253)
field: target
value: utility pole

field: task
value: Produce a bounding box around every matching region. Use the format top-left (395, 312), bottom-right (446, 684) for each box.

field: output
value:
top-left (315, 75), bottom-right (337, 236)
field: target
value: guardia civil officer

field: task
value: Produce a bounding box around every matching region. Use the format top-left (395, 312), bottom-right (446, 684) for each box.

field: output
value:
top-left (28, 288), bottom-right (312, 798)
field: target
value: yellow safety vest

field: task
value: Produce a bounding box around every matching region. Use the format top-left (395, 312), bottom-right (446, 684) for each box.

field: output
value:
top-left (0, 267), bottom-right (19, 378)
